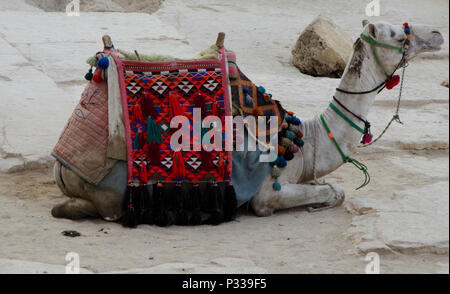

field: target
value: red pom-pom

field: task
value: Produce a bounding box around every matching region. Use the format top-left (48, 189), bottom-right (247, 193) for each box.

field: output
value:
top-left (92, 69), bottom-right (103, 83)
top-left (361, 133), bottom-right (372, 144)
top-left (403, 22), bottom-right (409, 28)
top-left (385, 75), bottom-right (400, 90)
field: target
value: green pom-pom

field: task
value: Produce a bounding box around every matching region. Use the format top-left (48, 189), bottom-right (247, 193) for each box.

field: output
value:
top-left (272, 179), bottom-right (281, 191)
top-left (294, 137), bottom-right (304, 147)
top-left (84, 68), bottom-right (93, 81)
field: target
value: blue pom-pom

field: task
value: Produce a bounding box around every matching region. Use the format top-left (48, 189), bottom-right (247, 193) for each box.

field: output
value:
top-left (278, 156), bottom-right (287, 168)
top-left (285, 115), bottom-right (292, 123)
top-left (404, 27), bottom-right (410, 35)
top-left (97, 57), bottom-right (109, 69)
top-left (285, 130), bottom-right (296, 140)
top-left (257, 86), bottom-right (265, 94)
top-left (291, 116), bottom-right (301, 125)
top-left (272, 179), bottom-right (281, 191)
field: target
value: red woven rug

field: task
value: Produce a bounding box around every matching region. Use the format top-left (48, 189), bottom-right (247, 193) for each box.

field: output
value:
top-left (113, 49), bottom-right (232, 185)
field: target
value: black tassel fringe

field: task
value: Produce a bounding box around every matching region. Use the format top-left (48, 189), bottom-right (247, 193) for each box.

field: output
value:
top-left (122, 181), bottom-right (237, 228)
top-left (223, 183), bottom-right (238, 222)
top-left (122, 185), bottom-right (139, 228)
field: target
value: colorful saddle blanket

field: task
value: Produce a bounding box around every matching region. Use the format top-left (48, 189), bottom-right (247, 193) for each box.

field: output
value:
top-left (113, 49), bottom-right (232, 185)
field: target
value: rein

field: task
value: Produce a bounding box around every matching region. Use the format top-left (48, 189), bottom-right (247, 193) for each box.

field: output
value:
top-left (320, 23), bottom-right (412, 189)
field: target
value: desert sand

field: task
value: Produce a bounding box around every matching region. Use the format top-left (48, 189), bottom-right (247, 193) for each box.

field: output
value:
top-left (0, 0), bottom-right (448, 274)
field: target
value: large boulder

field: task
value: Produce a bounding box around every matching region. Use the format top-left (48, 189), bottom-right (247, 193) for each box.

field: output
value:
top-left (291, 14), bottom-right (353, 78)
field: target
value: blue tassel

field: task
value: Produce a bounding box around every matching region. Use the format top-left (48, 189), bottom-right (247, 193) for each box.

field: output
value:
top-left (257, 86), bottom-right (265, 94)
top-left (278, 156), bottom-right (287, 168)
top-left (97, 57), bottom-right (109, 69)
top-left (291, 116), bottom-right (301, 125)
top-left (272, 179), bottom-right (281, 191)
top-left (285, 130), bottom-right (296, 140)
top-left (285, 115), bottom-right (292, 123)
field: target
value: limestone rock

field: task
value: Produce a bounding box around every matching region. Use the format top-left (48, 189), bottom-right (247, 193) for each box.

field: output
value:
top-left (291, 14), bottom-right (353, 78)
top-left (346, 182), bottom-right (449, 254)
top-left (25, 0), bottom-right (162, 13)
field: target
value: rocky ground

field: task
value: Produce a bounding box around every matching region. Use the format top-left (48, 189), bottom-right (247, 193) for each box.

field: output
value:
top-left (0, 0), bottom-right (448, 273)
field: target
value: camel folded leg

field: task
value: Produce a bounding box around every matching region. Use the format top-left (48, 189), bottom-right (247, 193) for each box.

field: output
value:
top-left (51, 198), bottom-right (100, 219)
top-left (251, 183), bottom-right (345, 217)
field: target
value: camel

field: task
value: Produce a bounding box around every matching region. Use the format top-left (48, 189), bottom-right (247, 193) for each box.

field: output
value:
top-left (51, 20), bottom-right (444, 222)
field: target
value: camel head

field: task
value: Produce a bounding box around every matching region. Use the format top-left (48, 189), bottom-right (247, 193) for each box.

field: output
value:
top-left (360, 20), bottom-right (444, 70)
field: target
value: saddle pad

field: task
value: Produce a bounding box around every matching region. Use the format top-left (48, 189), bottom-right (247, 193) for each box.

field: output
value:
top-left (229, 67), bottom-right (286, 139)
top-left (113, 49), bottom-right (232, 184)
top-left (52, 81), bottom-right (115, 184)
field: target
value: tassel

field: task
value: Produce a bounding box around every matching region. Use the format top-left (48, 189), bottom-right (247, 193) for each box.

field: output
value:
top-left (139, 161), bottom-right (149, 183)
top-left (385, 75), bottom-right (400, 90)
top-left (122, 185), bottom-right (139, 228)
top-left (153, 183), bottom-right (172, 227)
top-left (173, 183), bottom-right (189, 225)
top-left (205, 183), bottom-right (223, 225)
top-left (223, 182), bottom-right (238, 222)
top-left (139, 185), bottom-right (153, 224)
top-left (141, 92), bottom-right (158, 118)
top-left (217, 157), bottom-right (226, 179)
top-left (194, 92), bottom-right (206, 116)
top-left (147, 117), bottom-right (163, 144)
top-left (148, 142), bottom-right (161, 166)
top-left (200, 126), bottom-right (213, 170)
top-left (189, 183), bottom-right (202, 225)
top-left (97, 56), bottom-right (109, 69)
top-left (92, 69), bottom-right (103, 83)
top-left (211, 102), bottom-right (218, 116)
top-left (361, 133), bottom-right (373, 144)
top-left (134, 103), bottom-right (144, 122)
top-left (147, 116), bottom-right (162, 167)
top-left (133, 132), bottom-right (140, 150)
top-left (171, 151), bottom-right (186, 180)
top-left (84, 67), bottom-right (93, 80)
top-left (284, 149), bottom-right (294, 161)
top-left (289, 143), bottom-right (299, 153)
top-left (272, 178), bottom-right (281, 191)
top-left (168, 91), bottom-right (185, 121)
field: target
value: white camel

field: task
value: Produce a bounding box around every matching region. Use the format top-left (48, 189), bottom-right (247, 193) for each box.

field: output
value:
top-left (51, 20), bottom-right (444, 221)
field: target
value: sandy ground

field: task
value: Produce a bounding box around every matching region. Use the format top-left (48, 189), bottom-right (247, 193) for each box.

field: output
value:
top-left (0, 0), bottom-right (448, 273)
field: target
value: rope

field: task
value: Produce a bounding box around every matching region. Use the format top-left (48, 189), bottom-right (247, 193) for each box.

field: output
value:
top-left (320, 114), bottom-right (370, 190)
top-left (358, 63), bottom-right (408, 148)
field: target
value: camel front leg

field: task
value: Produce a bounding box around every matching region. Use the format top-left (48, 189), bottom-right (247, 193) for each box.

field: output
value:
top-left (251, 183), bottom-right (345, 217)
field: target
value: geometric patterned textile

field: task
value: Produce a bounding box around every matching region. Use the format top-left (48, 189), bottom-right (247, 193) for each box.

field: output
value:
top-left (113, 48), bottom-right (232, 184)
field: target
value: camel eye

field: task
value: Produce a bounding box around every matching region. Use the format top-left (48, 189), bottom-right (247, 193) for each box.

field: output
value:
top-left (398, 38), bottom-right (406, 43)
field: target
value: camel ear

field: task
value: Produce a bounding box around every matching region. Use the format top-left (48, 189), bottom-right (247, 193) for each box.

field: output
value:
top-left (362, 19), bottom-right (369, 27)
top-left (368, 23), bottom-right (377, 39)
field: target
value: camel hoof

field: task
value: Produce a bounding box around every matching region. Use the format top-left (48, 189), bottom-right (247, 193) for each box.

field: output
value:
top-left (51, 198), bottom-right (99, 220)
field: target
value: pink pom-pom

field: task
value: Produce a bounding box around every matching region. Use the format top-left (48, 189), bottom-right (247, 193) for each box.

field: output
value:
top-left (281, 122), bottom-right (288, 129)
top-left (289, 144), bottom-right (299, 153)
top-left (361, 133), bottom-right (372, 144)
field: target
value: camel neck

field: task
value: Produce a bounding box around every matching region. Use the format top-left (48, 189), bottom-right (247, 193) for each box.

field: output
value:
top-left (299, 39), bottom-right (392, 181)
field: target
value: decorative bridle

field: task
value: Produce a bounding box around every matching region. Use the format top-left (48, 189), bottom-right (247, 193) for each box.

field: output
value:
top-left (319, 23), bottom-right (412, 189)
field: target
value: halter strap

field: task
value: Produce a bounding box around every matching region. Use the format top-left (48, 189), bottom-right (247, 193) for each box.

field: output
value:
top-left (319, 114), bottom-right (370, 190)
